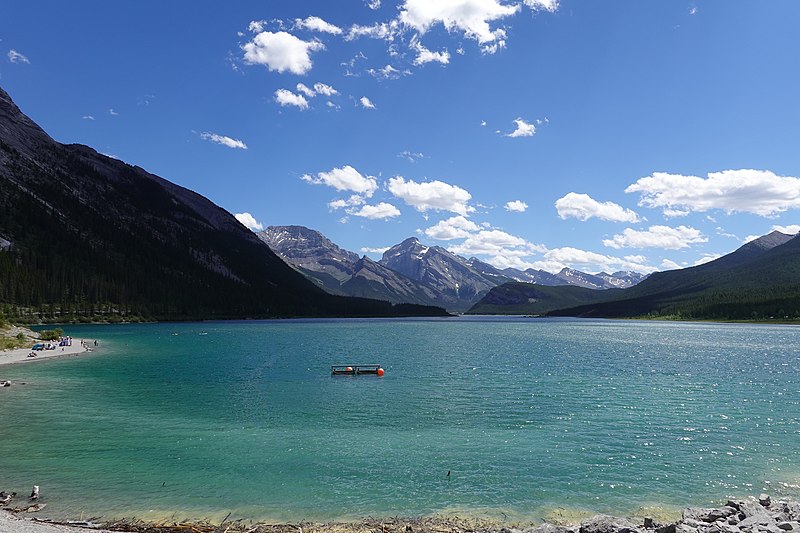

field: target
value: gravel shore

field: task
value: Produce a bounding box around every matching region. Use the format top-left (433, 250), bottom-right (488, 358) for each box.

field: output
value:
top-left (2, 494), bottom-right (799, 533)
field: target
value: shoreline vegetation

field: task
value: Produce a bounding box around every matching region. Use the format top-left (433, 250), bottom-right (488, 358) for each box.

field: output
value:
top-left (2, 494), bottom-right (800, 533)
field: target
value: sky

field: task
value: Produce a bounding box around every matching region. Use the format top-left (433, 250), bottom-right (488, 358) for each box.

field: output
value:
top-left (2, 1), bottom-right (800, 275)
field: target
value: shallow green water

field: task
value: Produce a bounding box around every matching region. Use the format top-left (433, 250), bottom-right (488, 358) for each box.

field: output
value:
top-left (1, 318), bottom-right (799, 522)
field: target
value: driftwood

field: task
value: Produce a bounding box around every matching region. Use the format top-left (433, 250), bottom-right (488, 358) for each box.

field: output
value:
top-left (0, 491), bottom-right (15, 506)
top-left (4, 502), bottom-right (47, 513)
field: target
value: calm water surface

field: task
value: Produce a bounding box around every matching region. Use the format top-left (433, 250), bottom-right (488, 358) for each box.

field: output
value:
top-left (1, 318), bottom-right (799, 522)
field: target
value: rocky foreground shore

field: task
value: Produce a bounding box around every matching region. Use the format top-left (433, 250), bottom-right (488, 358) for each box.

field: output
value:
top-left (2, 495), bottom-right (799, 533)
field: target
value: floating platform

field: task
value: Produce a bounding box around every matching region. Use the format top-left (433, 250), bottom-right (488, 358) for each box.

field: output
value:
top-left (331, 364), bottom-right (385, 376)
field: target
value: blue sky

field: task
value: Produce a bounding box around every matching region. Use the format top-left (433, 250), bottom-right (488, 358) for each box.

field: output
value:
top-left (2, 1), bottom-right (800, 274)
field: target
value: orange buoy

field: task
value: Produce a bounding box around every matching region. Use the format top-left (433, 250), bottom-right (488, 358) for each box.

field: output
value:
top-left (346, 366), bottom-right (353, 372)
top-left (377, 367), bottom-right (385, 377)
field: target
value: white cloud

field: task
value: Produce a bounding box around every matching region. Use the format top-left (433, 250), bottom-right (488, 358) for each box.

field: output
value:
top-left (362, 247), bottom-right (390, 255)
top-left (399, 0), bottom-right (520, 44)
top-left (274, 89), bottom-right (309, 109)
top-left (359, 96), bottom-right (376, 109)
top-left (108, 108), bottom-right (119, 116)
top-left (555, 192), bottom-right (640, 223)
top-left (82, 115), bottom-right (95, 121)
top-left (412, 40), bottom-right (450, 66)
top-left (398, 150), bottom-right (425, 162)
top-left (448, 230), bottom-right (546, 266)
top-left (388, 176), bottom-right (473, 215)
top-left (694, 253), bottom-right (721, 266)
top-left (602, 225), bottom-right (707, 250)
top-left (689, 5), bottom-right (698, 15)
top-left (234, 212), bottom-right (263, 231)
top-left (294, 16), bottom-right (343, 35)
top-left (626, 169), bottom-right (800, 217)
top-left (424, 215), bottom-right (480, 240)
top-left (524, 0), bottom-right (559, 11)
top-left (296, 83), bottom-right (316, 97)
top-left (743, 235), bottom-right (760, 244)
top-left (366, 0), bottom-right (382, 9)
top-left (505, 200), bottom-right (528, 212)
top-left (367, 64), bottom-right (410, 80)
top-left (544, 247), bottom-right (658, 274)
top-left (313, 82), bottom-right (338, 96)
top-left (347, 21), bottom-right (399, 41)
top-left (661, 259), bottom-right (682, 270)
top-left (506, 117), bottom-right (535, 137)
top-left (200, 132), bottom-right (248, 150)
top-left (328, 195), bottom-right (366, 210)
top-left (7, 50), bottom-right (29, 64)
top-left (348, 202), bottom-right (401, 219)
top-left (772, 224), bottom-right (800, 235)
top-left (248, 20), bottom-right (267, 33)
top-left (242, 31), bottom-right (324, 75)
top-left (302, 165), bottom-right (378, 197)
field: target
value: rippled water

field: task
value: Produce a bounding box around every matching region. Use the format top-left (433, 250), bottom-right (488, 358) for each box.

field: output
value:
top-left (1, 318), bottom-right (799, 522)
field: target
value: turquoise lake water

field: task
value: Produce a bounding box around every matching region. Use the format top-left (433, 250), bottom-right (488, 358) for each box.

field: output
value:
top-left (1, 318), bottom-right (799, 523)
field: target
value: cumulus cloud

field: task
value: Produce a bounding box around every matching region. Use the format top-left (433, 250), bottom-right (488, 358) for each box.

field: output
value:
top-left (234, 212), bottom-right (263, 231)
top-left (108, 108), bottom-right (119, 116)
top-left (295, 83), bottom-right (316, 97)
top-left (347, 21), bottom-right (399, 41)
top-left (505, 200), bottom-right (528, 212)
top-left (602, 225), bottom-right (707, 250)
top-left (274, 89), bottom-right (309, 109)
top-left (694, 253), bottom-right (721, 266)
top-left (200, 132), bottom-right (248, 150)
top-left (544, 247), bottom-right (658, 274)
top-left (661, 259), bottom-right (682, 270)
top-left (555, 192), bottom-right (640, 223)
top-left (360, 96), bottom-right (376, 109)
top-left (626, 169), bottom-right (800, 217)
top-left (506, 117), bottom-right (535, 137)
top-left (313, 82), bottom-right (338, 96)
top-left (399, 0), bottom-right (520, 44)
top-left (7, 50), bottom-right (30, 64)
top-left (388, 176), bottom-right (473, 215)
top-left (366, 0), bottom-right (382, 9)
top-left (412, 40), bottom-right (450, 65)
top-left (82, 115), bottom-right (95, 121)
top-left (772, 224), bottom-right (800, 235)
top-left (242, 31), bottom-right (325, 75)
top-left (424, 215), bottom-right (480, 240)
top-left (302, 165), bottom-right (378, 197)
top-left (362, 246), bottom-right (390, 255)
top-left (294, 16), bottom-right (343, 35)
top-left (348, 202), bottom-right (401, 219)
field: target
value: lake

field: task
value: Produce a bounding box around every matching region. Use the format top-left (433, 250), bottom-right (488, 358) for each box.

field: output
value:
top-left (1, 317), bottom-right (799, 523)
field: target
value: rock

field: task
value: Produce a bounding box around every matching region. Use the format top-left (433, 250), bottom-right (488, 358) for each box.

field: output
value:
top-left (580, 515), bottom-right (640, 533)
top-left (527, 524), bottom-right (578, 533)
top-left (777, 524), bottom-right (794, 531)
top-left (685, 509), bottom-right (717, 523)
top-left (761, 496), bottom-right (773, 508)
top-left (708, 508), bottom-right (740, 523)
top-left (656, 525), bottom-right (677, 533)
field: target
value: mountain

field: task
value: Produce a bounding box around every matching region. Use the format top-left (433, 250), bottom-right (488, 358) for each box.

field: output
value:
top-left (257, 225), bottom-right (359, 294)
top-left (467, 282), bottom-right (619, 315)
top-left (380, 238), bottom-right (498, 311)
top-left (548, 231), bottom-right (800, 320)
top-left (0, 87), bottom-right (447, 321)
top-left (258, 226), bottom-right (441, 306)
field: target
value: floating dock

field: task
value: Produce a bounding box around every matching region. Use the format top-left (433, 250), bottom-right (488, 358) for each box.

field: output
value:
top-left (331, 364), bottom-right (385, 376)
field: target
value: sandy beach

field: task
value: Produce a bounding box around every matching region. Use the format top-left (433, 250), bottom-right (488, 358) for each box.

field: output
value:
top-left (0, 340), bottom-right (94, 368)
